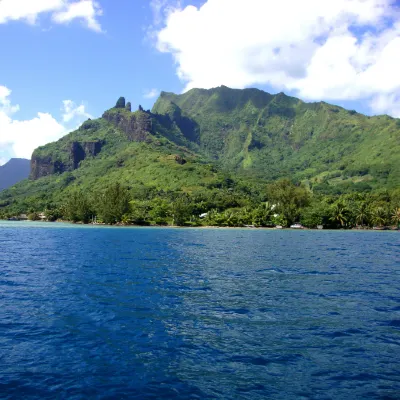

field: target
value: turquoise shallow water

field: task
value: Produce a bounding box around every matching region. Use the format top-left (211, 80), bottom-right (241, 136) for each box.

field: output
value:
top-left (0, 222), bottom-right (399, 399)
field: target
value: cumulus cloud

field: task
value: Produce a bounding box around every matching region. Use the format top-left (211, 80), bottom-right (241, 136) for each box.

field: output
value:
top-left (0, 0), bottom-right (103, 32)
top-left (154, 0), bottom-right (400, 116)
top-left (0, 86), bottom-right (92, 164)
top-left (143, 88), bottom-right (160, 99)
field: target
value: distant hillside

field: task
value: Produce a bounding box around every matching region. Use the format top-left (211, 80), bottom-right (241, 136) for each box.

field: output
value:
top-left (152, 86), bottom-right (400, 192)
top-left (0, 158), bottom-right (30, 191)
top-left (0, 87), bottom-right (399, 215)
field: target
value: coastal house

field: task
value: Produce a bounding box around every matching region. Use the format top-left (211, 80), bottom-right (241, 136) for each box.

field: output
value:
top-left (39, 212), bottom-right (47, 221)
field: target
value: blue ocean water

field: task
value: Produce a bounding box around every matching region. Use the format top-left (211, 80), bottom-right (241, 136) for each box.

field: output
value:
top-left (0, 222), bottom-right (399, 399)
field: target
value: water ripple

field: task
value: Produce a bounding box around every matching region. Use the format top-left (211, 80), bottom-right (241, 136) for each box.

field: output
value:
top-left (0, 224), bottom-right (399, 399)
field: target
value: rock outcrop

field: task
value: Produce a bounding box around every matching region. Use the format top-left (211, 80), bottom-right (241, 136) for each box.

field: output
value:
top-left (102, 109), bottom-right (153, 142)
top-left (70, 141), bottom-right (103, 169)
top-left (30, 156), bottom-right (65, 180)
top-left (173, 155), bottom-right (187, 165)
top-left (115, 97), bottom-right (126, 108)
top-left (30, 140), bottom-right (103, 180)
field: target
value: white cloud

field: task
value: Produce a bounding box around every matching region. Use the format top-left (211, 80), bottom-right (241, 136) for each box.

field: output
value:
top-left (0, 0), bottom-right (65, 24)
top-left (143, 88), bottom-right (160, 99)
top-left (150, 0), bottom-right (182, 26)
top-left (0, 0), bottom-right (103, 32)
top-left (52, 0), bottom-right (103, 32)
top-left (370, 93), bottom-right (400, 118)
top-left (0, 86), bottom-right (92, 164)
top-left (154, 0), bottom-right (400, 116)
top-left (62, 100), bottom-right (91, 122)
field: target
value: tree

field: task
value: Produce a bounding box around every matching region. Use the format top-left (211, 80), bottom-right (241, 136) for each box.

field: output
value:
top-left (96, 183), bottom-right (130, 224)
top-left (252, 202), bottom-right (274, 226)
top-left (115, 97), bottom-right (126, 109)
top-left (330, 201), bottom-right (351, 228)
top-left (267, 179), bottom-right (310, 226)
top-left (125, 102), bottom-right (132, 112)
top-left (372, 206), bottom-right (389, 227)
top-left (127, 200), bottom-right (151, 225)
top-left (171, 195), bottom-right (193, 226)
top-left (28, 212), bottom-right (40, 221)
top-left (392, 207), bottom-right (400, 228)
top-left (148, 198), bottom-right (170, 225)
top-left (355, 201), bottom-right (370, 227)
top-left (45, 208), bottom-right (62, 222)
top-left (64, 191), bottom-right (93, 223)
top-left (301, 200), bottom-right (333, 228)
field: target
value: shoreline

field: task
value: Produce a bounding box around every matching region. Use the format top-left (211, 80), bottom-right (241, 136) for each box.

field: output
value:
top-left (0, 219), bottom-right (398, 231)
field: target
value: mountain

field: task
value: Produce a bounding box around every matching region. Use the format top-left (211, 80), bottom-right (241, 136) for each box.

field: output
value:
top-left (152, 86), bottom-right (400, 191)
top-left (0, 158), bottom-right (30, 191)
top-left (0, 101), bottom-right (234, 213)
top-left (0, 87), bottom-right (399, 216)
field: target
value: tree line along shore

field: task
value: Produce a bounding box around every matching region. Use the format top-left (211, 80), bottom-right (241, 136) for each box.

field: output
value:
top-left (1, 179), bottom-right (399, 230)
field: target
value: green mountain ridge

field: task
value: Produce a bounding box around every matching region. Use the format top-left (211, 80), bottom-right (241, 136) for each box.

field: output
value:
top-left (0, 86), bottom-right (399, 218)
top-left (152, 86), bottom-right (400, 190)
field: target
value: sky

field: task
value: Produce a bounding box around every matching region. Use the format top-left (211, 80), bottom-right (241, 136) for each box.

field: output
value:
top-left (0, 0), bottom-right (400, 164)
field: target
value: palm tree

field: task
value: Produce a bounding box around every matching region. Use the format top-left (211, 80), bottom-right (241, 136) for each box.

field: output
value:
top-left (330, 201), bottom-right (350, 228)
top-left (252, 202), bottom-right (275, 226)
top-left (372, 206), bottom-right (388, 227)
top-left (392, 207), bottom-right (400, 229)
top-left (355, 201), bottom-right (369, 227)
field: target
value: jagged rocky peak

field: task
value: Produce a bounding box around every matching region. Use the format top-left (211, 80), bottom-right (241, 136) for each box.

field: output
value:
top-left (102, 98), bottom-right (154, 142)
top-left (115, 97), bottom-right (126, 109)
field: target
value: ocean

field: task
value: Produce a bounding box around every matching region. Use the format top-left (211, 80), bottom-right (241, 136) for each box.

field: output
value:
top-left (1, 222), bottom-right (399, 399)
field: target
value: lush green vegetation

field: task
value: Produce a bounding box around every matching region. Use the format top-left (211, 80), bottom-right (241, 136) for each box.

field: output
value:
top-left (153, 86), bottom-right (400, 191)
top-left (1, 178), bottom-right (399, 229)
top-left (0, 87), bottom-right (399, 228)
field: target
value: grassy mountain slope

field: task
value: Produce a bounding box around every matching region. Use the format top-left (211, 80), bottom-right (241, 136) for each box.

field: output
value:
top-left (152, 86), bottom-right (400, 192)
top-left (0, 106), bottom-right (230, 213)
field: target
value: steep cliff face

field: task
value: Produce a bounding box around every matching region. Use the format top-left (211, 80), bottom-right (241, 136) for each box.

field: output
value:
top-left (30, 156), bottom-right (65, 180)
top-left (30, 140), bottom-right (103, 180)
top-left (102, 109), bottom-right (153, 142)
top-left (30, 104), bottom-right (185, 181)
top-left (70, 141), bottom-right (103, 169)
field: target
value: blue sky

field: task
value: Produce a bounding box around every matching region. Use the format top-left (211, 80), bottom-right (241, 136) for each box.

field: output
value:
top-left (0, 0), bottom-right (182, 119)
top-left (0, 0), bottom-right (399, 163)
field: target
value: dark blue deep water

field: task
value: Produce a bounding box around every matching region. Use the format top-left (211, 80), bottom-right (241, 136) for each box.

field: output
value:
top-left (0, 222), bottom-right (399, 399)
